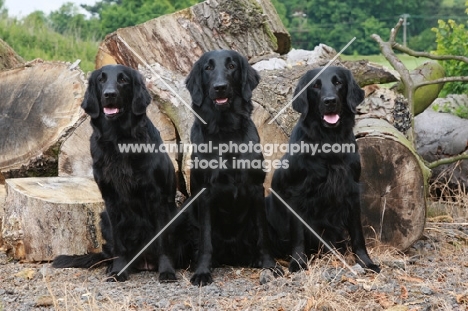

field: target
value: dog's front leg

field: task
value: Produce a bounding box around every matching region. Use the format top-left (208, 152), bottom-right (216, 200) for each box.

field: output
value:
top-left (106, 227), bottom-right (131, 282)
top-left (347, 197), bottom-right (380, 273)
top-left (289, 216), bottom-right (308, 272)
top-left (191, 201), bottom-right (213, 286)
top-left (156, 200), bottom-right (177, 282)
top-left (255, 192), bottom-right (284, 279)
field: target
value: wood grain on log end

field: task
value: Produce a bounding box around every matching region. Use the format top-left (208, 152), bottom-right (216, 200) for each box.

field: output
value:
top-left (355, 119), bottom-right (429, 250)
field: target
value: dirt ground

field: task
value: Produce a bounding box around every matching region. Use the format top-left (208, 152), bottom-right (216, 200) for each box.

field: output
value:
top-left (1, 199), bottom-right (467, 311)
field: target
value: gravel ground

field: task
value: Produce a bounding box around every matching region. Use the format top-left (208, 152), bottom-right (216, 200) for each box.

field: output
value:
top-left (1, 204), bottom-right (468, 311)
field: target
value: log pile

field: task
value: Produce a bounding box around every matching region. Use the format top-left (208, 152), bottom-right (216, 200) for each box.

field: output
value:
top-left (0, 0), bottom-right (429, 260)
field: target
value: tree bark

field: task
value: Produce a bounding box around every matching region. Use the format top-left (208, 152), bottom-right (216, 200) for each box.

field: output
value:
top-left (2, 177), bottom-right (104, 261)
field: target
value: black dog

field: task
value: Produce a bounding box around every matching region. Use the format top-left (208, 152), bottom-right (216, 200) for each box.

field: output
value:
top-left (53, 64), bottom-right (184, 282)
top-left (185, 50), bottom-right (282, 286)
top-left (266, 66), bottom-right (380, 273)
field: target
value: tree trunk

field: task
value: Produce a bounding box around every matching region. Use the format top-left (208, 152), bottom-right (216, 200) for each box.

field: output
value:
top-left (0, 59), bottom-right (86, 178)
top-left (355, 118), bottom-right (430, 250)
top-left (2, 177), bottom-right (104, 261)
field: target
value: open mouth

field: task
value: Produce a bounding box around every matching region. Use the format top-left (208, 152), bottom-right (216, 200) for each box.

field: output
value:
top-left (323, 113), bottom-right (340, 126)
top-left (103, 106), bottom-right (121, 117)
top-left (214, 98), bottom-right (229, 106)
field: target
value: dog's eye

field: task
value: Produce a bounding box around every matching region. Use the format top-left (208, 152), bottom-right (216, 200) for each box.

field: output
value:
top-left (313, 82), bottom-right (321, 89)
top-left (118, 77), bottom-right (127, 83)
top-left (205, 65), bottom-right (213, 71)
top-left (228, 63), bottom-right (236, 70)
top-left (334, 80), bottom-right (342, 86)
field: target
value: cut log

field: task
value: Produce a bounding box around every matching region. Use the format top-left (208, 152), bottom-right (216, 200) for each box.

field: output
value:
top-left (415, 109), bottom-right (468, 191)
top-left (355, 118), bottom-right (430, 250)
top-left (0, 59), bottom-right (86, 178)
top-left (0, 38), bottom-right (24, 70)
top-left (2, 177), bottom-right (104, 261)
top-left (96, 0), bottom-right (291, 71)
top-left (0, 183), bottom-right (6, 247)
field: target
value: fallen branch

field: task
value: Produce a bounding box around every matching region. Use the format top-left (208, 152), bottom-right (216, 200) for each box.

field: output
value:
top-left (414, 76), bottom-right (468, 90)
top-left (428, 153), bottom-right (468, 170)
top-left (392, 43), bottom-right (468, 64)
top-left (372, 18), bottom-right (468, 171)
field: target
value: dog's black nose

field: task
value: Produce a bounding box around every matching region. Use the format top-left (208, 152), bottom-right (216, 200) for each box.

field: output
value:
top-left (213, 83), bottom-right (227, 92)
top-left (323, 97), bottom-right (337, 106)
top-left (103, 90), bottom-right (117, 99)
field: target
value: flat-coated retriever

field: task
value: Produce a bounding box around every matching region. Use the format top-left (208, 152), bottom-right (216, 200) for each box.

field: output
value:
top-left (266, 66), bottom-right (380, 273)
top-left (185, 50), bottom-right (283, 286)
top-left (53, 64), bottom-right (186, 281)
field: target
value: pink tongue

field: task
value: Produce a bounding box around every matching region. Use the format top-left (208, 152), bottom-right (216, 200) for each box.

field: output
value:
top-left (215, 98), bottom-right (228, 104)
top-left (103, 107), bottom-right (119, 115)
top-left (324, 114), bottom-right (340, 124)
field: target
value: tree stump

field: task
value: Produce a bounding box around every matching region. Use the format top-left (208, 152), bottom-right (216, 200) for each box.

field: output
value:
top-left (355, 118), bottom-right (430, 250)
top-left (2, 177), bottom-right (104, 261)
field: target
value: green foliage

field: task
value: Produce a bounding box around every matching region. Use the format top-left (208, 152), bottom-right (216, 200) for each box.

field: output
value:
top-left (0, 13), bottom-right (99, 72)
top-left (432, 101), bottom-right (468, 119)
top-left (49, 2), bottom-right (103, 40)
top-left (272, 0), bottom-right (439, 55)
top-left (94, 0), bottom-right (201, 35)
top-left (432, 18), bottom-right (468, 96)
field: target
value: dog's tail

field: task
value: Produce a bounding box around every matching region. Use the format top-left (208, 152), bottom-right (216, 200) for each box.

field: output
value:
top-left (52, 252), bottom-right (109, 269)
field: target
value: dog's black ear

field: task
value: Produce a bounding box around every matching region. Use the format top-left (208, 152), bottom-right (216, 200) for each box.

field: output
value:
top-left (240, 55), bottom-right (260, 103)
top-left (344, 69), bottom-right (364, 114)
top-left (131, 69), bottom-right (152, 115)
top-left (291, 73), bottom-right (310, 116)
top-left (185, 59), bottom-right (204, 106)
top-left (81, 69), bottom-right (102, 119)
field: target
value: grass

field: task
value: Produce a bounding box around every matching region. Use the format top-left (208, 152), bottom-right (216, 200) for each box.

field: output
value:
top-left (341, 53), bottom-right (431, 71)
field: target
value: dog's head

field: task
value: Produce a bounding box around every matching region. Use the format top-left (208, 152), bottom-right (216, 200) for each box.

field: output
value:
top-left (81, 64), bottom-right (152, 120)
top-left (292, 66), bottom-right (364, 128)
top-left (185, 50), bottom-right (260, 112)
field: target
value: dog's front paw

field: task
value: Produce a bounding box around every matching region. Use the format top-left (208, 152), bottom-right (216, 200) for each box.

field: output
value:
top-left (106, 271), bottom-right (128, 282)
top-left (289, 254), bottom-right (308, 273)
top-left (159, 271), bottom-right (177, 282)
top-left (365, 262), bottom-right (381, 273)
top-left (190, 271), bottom-right (213, 286)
